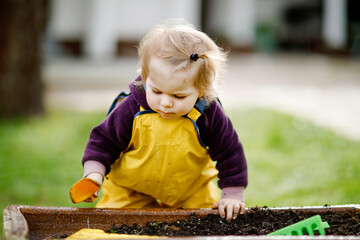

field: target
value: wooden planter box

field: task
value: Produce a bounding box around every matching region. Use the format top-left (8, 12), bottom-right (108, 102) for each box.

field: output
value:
top-left (3, 204), bottom-right (360, 240)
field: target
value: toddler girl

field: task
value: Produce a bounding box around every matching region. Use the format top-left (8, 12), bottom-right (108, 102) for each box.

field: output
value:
top-left (70, 20), bottom-right (248, 221)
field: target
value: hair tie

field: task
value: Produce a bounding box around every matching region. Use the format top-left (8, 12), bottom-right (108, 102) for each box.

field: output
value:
top-left (190, 53), bottom-right (199, 62)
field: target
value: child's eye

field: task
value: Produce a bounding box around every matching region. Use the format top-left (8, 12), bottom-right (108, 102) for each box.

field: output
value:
top-left (152, 89), bottom-right (162, 95)
top-left (174, 95), bottom-right (186, 99)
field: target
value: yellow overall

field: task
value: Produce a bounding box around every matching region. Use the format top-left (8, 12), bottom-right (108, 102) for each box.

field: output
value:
top-left (97, 106), bottom-right (219, 208)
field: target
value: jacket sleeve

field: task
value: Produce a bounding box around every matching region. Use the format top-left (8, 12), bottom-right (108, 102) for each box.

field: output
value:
top-left (81, 96), bottom-right (137, 175)
top-left (197, 101), bottom-right (248, 189)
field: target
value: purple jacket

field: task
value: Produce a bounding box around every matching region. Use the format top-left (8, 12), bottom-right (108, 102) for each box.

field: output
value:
top-left (83, 78), bottom-right (248, 189)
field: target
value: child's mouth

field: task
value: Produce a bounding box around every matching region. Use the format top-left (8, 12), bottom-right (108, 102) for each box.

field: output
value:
top-left (159, 111), bottom-right (174, 118)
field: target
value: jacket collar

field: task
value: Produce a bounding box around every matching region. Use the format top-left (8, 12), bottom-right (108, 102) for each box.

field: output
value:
top-left (129, 76), bottom-right (150, 109)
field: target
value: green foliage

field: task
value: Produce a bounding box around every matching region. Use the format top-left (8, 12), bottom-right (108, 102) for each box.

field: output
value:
top-left (1, 108), bottom-right (359, 235)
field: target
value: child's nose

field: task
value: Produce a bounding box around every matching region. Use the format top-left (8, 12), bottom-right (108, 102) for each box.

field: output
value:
top-left (160, 95), bottom-right (173, 108)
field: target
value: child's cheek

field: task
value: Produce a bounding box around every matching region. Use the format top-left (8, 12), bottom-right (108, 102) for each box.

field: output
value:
top-left (146, 92), bottom-right (155, 108)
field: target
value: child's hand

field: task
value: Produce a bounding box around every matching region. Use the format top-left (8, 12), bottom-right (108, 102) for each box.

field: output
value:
top-left (212, 198), bottom-right (245, 221)
top-left (83, 172), bottom-right (103, 202)
top-left (70, 172), bottom-right (103, 204)
top-left (212, 186), bottom-right (246, 221)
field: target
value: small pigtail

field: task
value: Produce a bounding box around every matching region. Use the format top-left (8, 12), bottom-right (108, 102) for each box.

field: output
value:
top-left (190, 53), bottom-right (199, 62)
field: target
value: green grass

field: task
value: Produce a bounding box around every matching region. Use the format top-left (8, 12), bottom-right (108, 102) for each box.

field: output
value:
top-left (0, 111), bottom-right (101, 235)
top-left (1, 108), bottom-right (360, 235)
top-left (226, 108), bottom-right (360, 207)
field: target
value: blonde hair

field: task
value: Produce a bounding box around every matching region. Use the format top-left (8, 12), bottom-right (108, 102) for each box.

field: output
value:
top-left (137, 20), bottom-right (227, 102)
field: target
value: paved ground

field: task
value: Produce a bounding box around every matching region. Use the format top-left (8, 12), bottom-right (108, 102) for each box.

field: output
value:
top-left (43, 53), bottom-right (360, 141)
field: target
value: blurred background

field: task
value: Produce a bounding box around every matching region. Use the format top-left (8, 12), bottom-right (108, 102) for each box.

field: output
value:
top-left (2, 0), bottom-right (360, 138)
top-left (1, 0), bottom-right (360, 233)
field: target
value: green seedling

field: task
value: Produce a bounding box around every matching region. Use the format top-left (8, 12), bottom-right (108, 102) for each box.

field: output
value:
top-left (268, 215), bottom-right (330, 236)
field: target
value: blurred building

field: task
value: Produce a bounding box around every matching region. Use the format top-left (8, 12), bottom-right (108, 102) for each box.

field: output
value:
top-left (47, 0), bottom-right (359, 60)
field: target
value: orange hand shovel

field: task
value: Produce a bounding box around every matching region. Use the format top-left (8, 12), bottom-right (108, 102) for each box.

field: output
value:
top-left (70, 178), bottom-right (101, 204)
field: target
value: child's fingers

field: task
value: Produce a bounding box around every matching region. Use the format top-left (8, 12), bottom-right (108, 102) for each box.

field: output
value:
top-left (240, 202), bottom-right (246, 214)
top-left (214, 201), bottom-right (226, 218)
top-left (225, 204), bottom-right (234, 221)
top-left (84, 198), bottom-right (94, 203)
top-left (93, 189), bottom-right (99, 198)
top-left (219, 205), bottom-right (226, 218)
top-left (232, 203), bottom-right (241, 219)
top-left (214, 199), bottom-right (246, 220)
top-left (84, 193), bottom-right (98, 203)
top-left (219, 200), bottom-right (246, 221)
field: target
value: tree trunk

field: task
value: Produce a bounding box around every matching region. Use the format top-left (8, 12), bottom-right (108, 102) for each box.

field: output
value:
top-left (0, 0), bottom-right (48, 118)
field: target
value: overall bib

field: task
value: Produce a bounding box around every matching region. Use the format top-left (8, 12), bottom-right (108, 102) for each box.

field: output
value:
top-left (97, 105), bottom-right (219, 208)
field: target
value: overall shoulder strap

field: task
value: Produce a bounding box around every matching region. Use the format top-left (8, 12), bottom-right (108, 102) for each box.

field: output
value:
top-left (185, 97), bottom-right (210, 149)
top-left (107, 92), bottom-right (131, 116)
top-left (134, 106), bottom-right (156, 118)
top-left (186, 97), bottom-right (208, 121)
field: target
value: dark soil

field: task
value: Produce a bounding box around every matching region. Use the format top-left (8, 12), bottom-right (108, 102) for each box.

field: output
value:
top-left (106, 207), bottom-right (360, 237)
